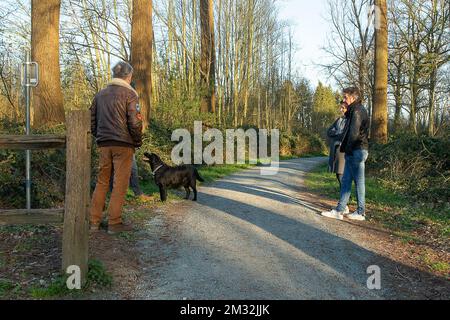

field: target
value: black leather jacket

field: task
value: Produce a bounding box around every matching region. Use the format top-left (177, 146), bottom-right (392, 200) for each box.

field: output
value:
top-left (90, 84), bottom-right (143, 148)
top-left (340, 101), bottom-right (369, 155)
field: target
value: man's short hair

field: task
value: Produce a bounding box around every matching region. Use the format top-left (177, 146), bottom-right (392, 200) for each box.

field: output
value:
top-left (343, 87), bottom-right (361, 101)
top-left (112, 61), bottom-right (133, 79)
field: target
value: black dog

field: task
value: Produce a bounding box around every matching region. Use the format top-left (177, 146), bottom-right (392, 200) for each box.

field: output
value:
top-left (143, 152), bottom-right (204, 202)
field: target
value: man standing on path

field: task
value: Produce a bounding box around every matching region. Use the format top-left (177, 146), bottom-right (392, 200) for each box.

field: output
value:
top-left (321, 87), bottom-right (369, 221)
top-left (90, 61), bottom-right (143, 234)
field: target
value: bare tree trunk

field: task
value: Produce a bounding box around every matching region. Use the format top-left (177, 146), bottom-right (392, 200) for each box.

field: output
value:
top-left (190, 0), bottom-right (197, 98)
top-left (223, 0), bottom-right (231, 125)
top-left (181, 0), bottom-right (188, 92)
top-left (428, 67), bottom-right (437, 136)
top-left (371, 0), bottom-right (388, 143)
top-left (391, 47), bottom-right (404, 133)
top-left (200, 0), bottom-right (216, 113)
top-left (242, 0), bottom-right (254, 126)
top-left (393, 83), bottom-right (402, 132)
top-left (217, 0), bottom-right (223, 125)
top-left (131, 0), bottom-right (153, 130)
top-left (31, 0), bottom-right (65, 128)
top-left (409, 66), bottom-right (418, 134)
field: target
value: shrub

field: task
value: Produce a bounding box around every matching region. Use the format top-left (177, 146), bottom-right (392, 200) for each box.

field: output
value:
top-left (0, 119), bottom-right (66, 209)
top-left (29, 259), bottom-right (112, 299)
top-left (86, 259), bottom-right (113, 288)
top-left (280, 128), bottom-right (327, 157)
top-left (1, 114), bottom-right (328, 208)
top-left (367, 134), bottom-right (450, 206)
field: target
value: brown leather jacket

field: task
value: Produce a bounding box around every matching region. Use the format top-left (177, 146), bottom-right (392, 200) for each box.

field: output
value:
top-left (90, 83), bottom-right (143, 148)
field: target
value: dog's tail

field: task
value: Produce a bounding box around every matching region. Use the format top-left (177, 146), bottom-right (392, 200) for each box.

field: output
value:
top-left (194, 168), bottom-right (205, 182)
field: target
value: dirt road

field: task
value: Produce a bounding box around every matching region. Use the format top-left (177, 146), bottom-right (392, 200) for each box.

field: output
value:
top-left (132, 157), bottom-right (449, 300)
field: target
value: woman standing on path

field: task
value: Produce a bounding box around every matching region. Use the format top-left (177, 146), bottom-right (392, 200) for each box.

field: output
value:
top-left (327, 101), bottom-right (349, 213)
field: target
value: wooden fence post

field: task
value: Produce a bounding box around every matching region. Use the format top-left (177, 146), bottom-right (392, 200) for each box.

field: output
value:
top-left (62, 110), bottom-right (91, 286)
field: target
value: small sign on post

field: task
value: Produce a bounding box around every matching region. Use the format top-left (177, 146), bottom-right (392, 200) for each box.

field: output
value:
top-left (21, 50), bottom-right (39, 210)
top-left (21, 61), bottom-right (39, 87)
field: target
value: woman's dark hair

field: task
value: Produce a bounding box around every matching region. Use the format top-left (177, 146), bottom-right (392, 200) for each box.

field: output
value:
top-left (112, 61), bottom-right (133, 79)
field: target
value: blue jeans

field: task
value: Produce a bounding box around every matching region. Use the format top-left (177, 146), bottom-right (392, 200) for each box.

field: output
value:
top-left (336, 149), bottom-right (368, 215)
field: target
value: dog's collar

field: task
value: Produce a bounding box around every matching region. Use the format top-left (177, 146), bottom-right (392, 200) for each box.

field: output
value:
top-left (152, 165), bottom-right (163, 176)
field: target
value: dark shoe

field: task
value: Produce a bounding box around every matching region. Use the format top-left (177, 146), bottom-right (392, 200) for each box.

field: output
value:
top-left (100, 218), bottom-right (109, 230)
top-left (107, 222), bottom-right (134, 235)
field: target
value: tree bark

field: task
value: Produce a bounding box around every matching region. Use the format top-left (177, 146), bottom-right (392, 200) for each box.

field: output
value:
top-left (200, 0), bottom-right (216, 113)
top-left (428, 67), bottom-right (437, 136)
top-left (131, 0), bottom-right (153, 130)
top-left (371, 0), bottom-right (388, 143)
top-left (393, 82), bottom-right (402, 132)
top-left (31, 0), bottom-right (65, 128)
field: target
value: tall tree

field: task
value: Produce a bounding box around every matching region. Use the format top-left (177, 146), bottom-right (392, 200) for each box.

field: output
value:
top-left (321, 0), bottom-right (374, 103)
top-left (423, 0), bottom-right (449, 136)
top-left (131, 0), bottom-right (153, 130)
top-left (312, 82), bottom-right (338, 137)
top-left (200, 0), bottom-right (216, 114)
top-left (372, 0), bottom-right (388, 143)
top-left (31, 0), bottom-right (65, 127)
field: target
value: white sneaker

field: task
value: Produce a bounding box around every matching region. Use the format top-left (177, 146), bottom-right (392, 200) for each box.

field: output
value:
top-left (347, 212), bottom-right (366, 221)
top-left (343, 206), bottom-right (350, 215)
top-left (321, 209), bottom-right (344, 220)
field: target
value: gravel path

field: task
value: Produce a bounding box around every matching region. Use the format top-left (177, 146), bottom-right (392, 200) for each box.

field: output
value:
top-left (133, 157), bottom-right (449, 300)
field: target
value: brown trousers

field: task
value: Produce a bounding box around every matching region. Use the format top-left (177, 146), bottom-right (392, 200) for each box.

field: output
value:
top-left (90, 146), bottom-right (134, 226)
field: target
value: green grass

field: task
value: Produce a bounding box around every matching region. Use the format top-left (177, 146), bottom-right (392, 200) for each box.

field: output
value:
top-left (28, 259), bottom-right (112, 299)
top-left (0, 224), bottom-right (51, 235)
top-left (137, 162), bottom-right (257, 197)
top-left (304, 163), bottom-right (408, 206)
top-left (137, 155), bottom-right (325, 199)
top-left (421, 253), bottom-right (450, 275)
top-left (429, 262), bottom-right (450, 274)
top-left (0, 279), bottom-right (15, 298)
top-left (304, 163), bottom-right (450, 245)
top-left (198, 163), bottom-right (255, 182)
top-left (0, 252), bottom-right (5, 269)
top-left (86, 259), bottom-right (113, 287)
top-left (283, 152), bottom-right (327, 159)
top-left (29, 276), bottom-right (75, 299)
top-left (140, 179), bottom-right (161, 196)
top-left (0, 279), bottom-right (25, 299)
top-left (129, 154), bottom-right (327, 201)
